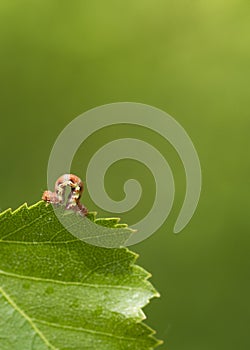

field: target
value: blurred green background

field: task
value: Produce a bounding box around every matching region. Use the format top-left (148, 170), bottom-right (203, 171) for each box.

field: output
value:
top-left (0, 0), bottom-right (250, 349)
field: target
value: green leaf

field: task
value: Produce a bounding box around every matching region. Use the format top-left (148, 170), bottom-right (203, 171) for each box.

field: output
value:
top-left (49, 204), bottom-right (133, 248)
top-left (0, 201), bottom-right (162, 349)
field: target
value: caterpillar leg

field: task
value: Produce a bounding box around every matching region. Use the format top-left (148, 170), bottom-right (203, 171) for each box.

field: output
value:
top-left (42, 191), bottom-right (60, 204)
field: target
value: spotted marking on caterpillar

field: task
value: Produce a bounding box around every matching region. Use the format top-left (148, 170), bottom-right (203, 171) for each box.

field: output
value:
top-left (42, 174), bottom-right (88, 216)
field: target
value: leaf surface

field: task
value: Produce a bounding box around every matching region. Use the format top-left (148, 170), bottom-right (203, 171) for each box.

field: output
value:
top-left (0, 202), bottom-right (162, 349)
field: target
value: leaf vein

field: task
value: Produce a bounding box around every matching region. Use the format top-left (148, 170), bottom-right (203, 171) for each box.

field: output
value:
top-left (0, 286), bottom-right (57, 350)
top-left (0, 212), bottom-right (48, 240)
top-left (0, 270), bottom-right (142, 292)
top-left (32, 318), bottom-right (139, 342)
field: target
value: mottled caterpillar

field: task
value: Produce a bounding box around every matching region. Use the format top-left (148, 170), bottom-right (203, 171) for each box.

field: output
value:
top-left (42, 174), bottom-right (88, 216)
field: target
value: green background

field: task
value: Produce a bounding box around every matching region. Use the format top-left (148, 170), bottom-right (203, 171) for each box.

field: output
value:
top-left (0, 1), bottom-right (249, 349)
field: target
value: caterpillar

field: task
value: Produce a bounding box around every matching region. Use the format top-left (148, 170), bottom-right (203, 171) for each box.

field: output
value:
top-left (42, 174), bottom-right (88, 216)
